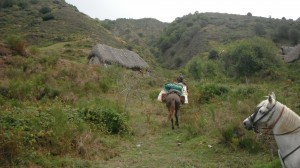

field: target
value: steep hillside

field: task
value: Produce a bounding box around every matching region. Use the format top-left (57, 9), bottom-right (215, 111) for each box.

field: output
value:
top-left (155, 12), bottom-right (300, 68)
top-left (101, 18), bottom-right (168, 68)
top-left (2, 1), bottom-right (300, 168)
top-left (102, 18), bottom-right (168, 47)
top-left (0, 0), bottom-right (124, 48)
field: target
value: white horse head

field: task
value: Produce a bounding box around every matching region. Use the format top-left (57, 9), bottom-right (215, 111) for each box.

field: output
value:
top-left (243, 92), bottom-right (277, 133)
top-left (243, 92), bottom-right (300, 168)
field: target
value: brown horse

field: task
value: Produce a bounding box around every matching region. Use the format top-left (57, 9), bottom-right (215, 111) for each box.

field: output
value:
top-left (162, 91), bottom-right (184, 129)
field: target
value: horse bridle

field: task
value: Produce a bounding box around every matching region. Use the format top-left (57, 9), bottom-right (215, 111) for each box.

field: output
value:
top-left (248, 102), bottom-right (277, 132)
top-left (249, 101), bottom-right (300, 166)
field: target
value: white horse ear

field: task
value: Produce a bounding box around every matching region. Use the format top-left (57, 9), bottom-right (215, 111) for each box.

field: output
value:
top-left (271, 92), bottom-right (276, 100)
top-left (268, 92), bottom-right (276, 103)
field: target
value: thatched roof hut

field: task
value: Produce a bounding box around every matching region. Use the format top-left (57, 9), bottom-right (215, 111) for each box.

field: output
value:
top-left (281, 44), bottom-right (300, 63)
top-left (88, 44), bottom-right (149, 70)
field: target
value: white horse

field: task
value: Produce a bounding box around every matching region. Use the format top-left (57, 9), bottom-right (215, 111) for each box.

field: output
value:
top-left (243, 92), bottom-right (300, 168)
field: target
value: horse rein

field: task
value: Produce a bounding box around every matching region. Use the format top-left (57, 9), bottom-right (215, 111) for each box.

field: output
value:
top-left (250, 102), bottom-right (300, 165)
top-left (262, 105), bottom-right (285, 134)
top-left (249, 102), bottom-right (277, 132)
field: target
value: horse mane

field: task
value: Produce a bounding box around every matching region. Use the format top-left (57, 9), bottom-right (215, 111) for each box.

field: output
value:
top-left (277, 102), bottom-right (300, 134)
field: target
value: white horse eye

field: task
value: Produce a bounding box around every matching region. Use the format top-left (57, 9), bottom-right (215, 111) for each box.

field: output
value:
top-left (259, 109), bottom-right (265, 114)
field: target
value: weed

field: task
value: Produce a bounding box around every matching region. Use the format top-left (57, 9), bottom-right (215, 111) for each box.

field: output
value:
top-left (148, 90), bottom-right (160, 101)
top-left (98, 78), bottom-right (111, 93)
top-left (5, 35), bottom-right (27, 56)
top-left (239, 138), bottom-right (262, 154)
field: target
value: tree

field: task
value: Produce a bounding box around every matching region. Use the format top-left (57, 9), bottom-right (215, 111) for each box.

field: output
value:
top-left (208, 49), bottom-right (219, 59)
top-left (254, 23), bottom-right (266, 36)
top-left (247, 12), bottom-right (252, 16)
top-left (2, 0), bottom-right (14, 8)
top-left (289, 29), bottom-right (299, 45)
top-left (221, 37), bottom-right (283, 78)
top-left (277, 25), bottom-right (290, 40)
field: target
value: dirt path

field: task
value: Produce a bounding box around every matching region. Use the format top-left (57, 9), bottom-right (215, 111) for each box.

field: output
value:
top-left (92, 99), bottom-right (275, 168)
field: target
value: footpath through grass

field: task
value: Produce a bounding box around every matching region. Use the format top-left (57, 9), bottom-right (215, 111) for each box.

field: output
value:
top-left (94, 99), bottom-right (280, 168)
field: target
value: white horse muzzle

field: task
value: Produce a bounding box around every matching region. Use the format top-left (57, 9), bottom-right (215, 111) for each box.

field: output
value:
top-left (243, 118), bottom-right (253, 130)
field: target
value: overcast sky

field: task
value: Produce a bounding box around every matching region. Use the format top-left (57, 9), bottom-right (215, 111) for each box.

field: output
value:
top-left (65, 0), bottom-right (299, 23)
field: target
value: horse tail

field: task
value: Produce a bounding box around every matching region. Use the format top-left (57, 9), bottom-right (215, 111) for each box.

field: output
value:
top-left (168, 98), bottom-right (175, 121)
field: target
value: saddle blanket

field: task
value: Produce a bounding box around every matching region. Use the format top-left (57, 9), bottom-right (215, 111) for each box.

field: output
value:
top-left (157, 83), bottom-right (188, 104)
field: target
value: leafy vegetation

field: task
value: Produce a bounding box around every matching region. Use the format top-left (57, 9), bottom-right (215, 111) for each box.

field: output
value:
top-left (1, 0), bottom-right (300, 167)
top-left (221, 37), bottom-right (283, 78)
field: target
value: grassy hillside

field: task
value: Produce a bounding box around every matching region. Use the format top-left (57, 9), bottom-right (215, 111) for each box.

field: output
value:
top-left (1, 1), bottom-right (300, 167)
top-left (0, 0), bottom-right (124, 47)
top-left (101, 18), bottom-right (169, 68)
top-left (3, 45), bottom-right (300, 167)
top-left (154, 12), bottom-right (300, 68)
top-left (102, 18), bottom-right (168, 46)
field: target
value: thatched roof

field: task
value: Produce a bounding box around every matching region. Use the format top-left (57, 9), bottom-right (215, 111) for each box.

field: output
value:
top-left (88, 44), bottom-right (149, 69)
top-left (282, 44), bottom-right (300, 63)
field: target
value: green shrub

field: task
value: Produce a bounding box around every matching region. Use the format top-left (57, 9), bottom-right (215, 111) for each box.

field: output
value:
top-left (234, 86), bottom-right (256, 99)
top-left (208, 49), bottom-right (219, 59)
top-left (221, 37), bottom-right (282, 78)
top-left (2, 0), bottom-right (14, 8)
top-left (0, 86), bottom-right (9, 98)
top-left (17, 1), bottom-right (28, 9)
top-left (79, 107), bottom-right (128, 134)
top-left (27, 46), bottom-right (40, 55)
top-left (188, 57), bottom-right (220, 80)
top-left (198, 84), bottom-right (229, 103)
top-left (30, 0), bottom-right (38, 4)
top-left (239, 138), bottom-right (262, 154)
top-left (39, 6), bottom-right (51, 14)
top-left (42, 13), bottom-right (55, 21)
top-left (6, 35), bottom-right (27, 56)
top-left (222, 127), bottom-right (235, 144)
top-left (254, 23), bottom-right (266, 36)
top-left (99, 78), bottom-right (111, 93)
top-left (100, 109), bottom-right (128, 134)
top-left (149, 90), bottom-right (160, 101)
top-left (8, 80), bottom-right (32, 100)
top-left (36, 86), bottom-right (60, 100)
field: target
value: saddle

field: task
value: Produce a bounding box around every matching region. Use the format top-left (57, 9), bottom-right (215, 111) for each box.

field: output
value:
top-left (161, 90), bottom-right (185, 104)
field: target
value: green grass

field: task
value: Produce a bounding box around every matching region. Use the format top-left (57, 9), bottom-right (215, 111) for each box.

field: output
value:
top-left (1, 48), bottom-right (296, 167)
top-left (2, 1), bottom-right (300, 167)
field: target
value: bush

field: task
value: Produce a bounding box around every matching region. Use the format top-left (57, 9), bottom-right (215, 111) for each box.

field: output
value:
top-left (254, 23), bottom-right (266, 36)
top-left (239, 138), bottom-right (262, 154)
top-left (6, 35), bottom-right (27, 56)
top-left (79, 107), bottom-right (128, 134)
top-left (17, 1), bottom-right (29, 9)
top-left (198, 84), bottom-right (229, 103)
top-left (99, 78), bottom-right (111, 93)
top-left (2, 0), bottom-right (14, 8)
top-left (188, 58), bottom-right (219, 80)
top-left (234, 86), bottom-right (256, 99)
top-left (30, 0), bottom-right (38, 4)
top-left (39, 6), bottom-right (51, 14)
top-left (289, 29), bottom-right (299, 45)
top-left (208, 49), bottom-right (219, 59)
top-left (221, 37), bottom-right (282, 78)
top-left (42, 13), bottom-right (55, 21)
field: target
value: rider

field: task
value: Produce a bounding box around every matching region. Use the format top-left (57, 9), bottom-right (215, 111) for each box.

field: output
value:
top-left (177, 73), bottom-right (188, 95)
top-left (177, 73), bottom-right (184, 83)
